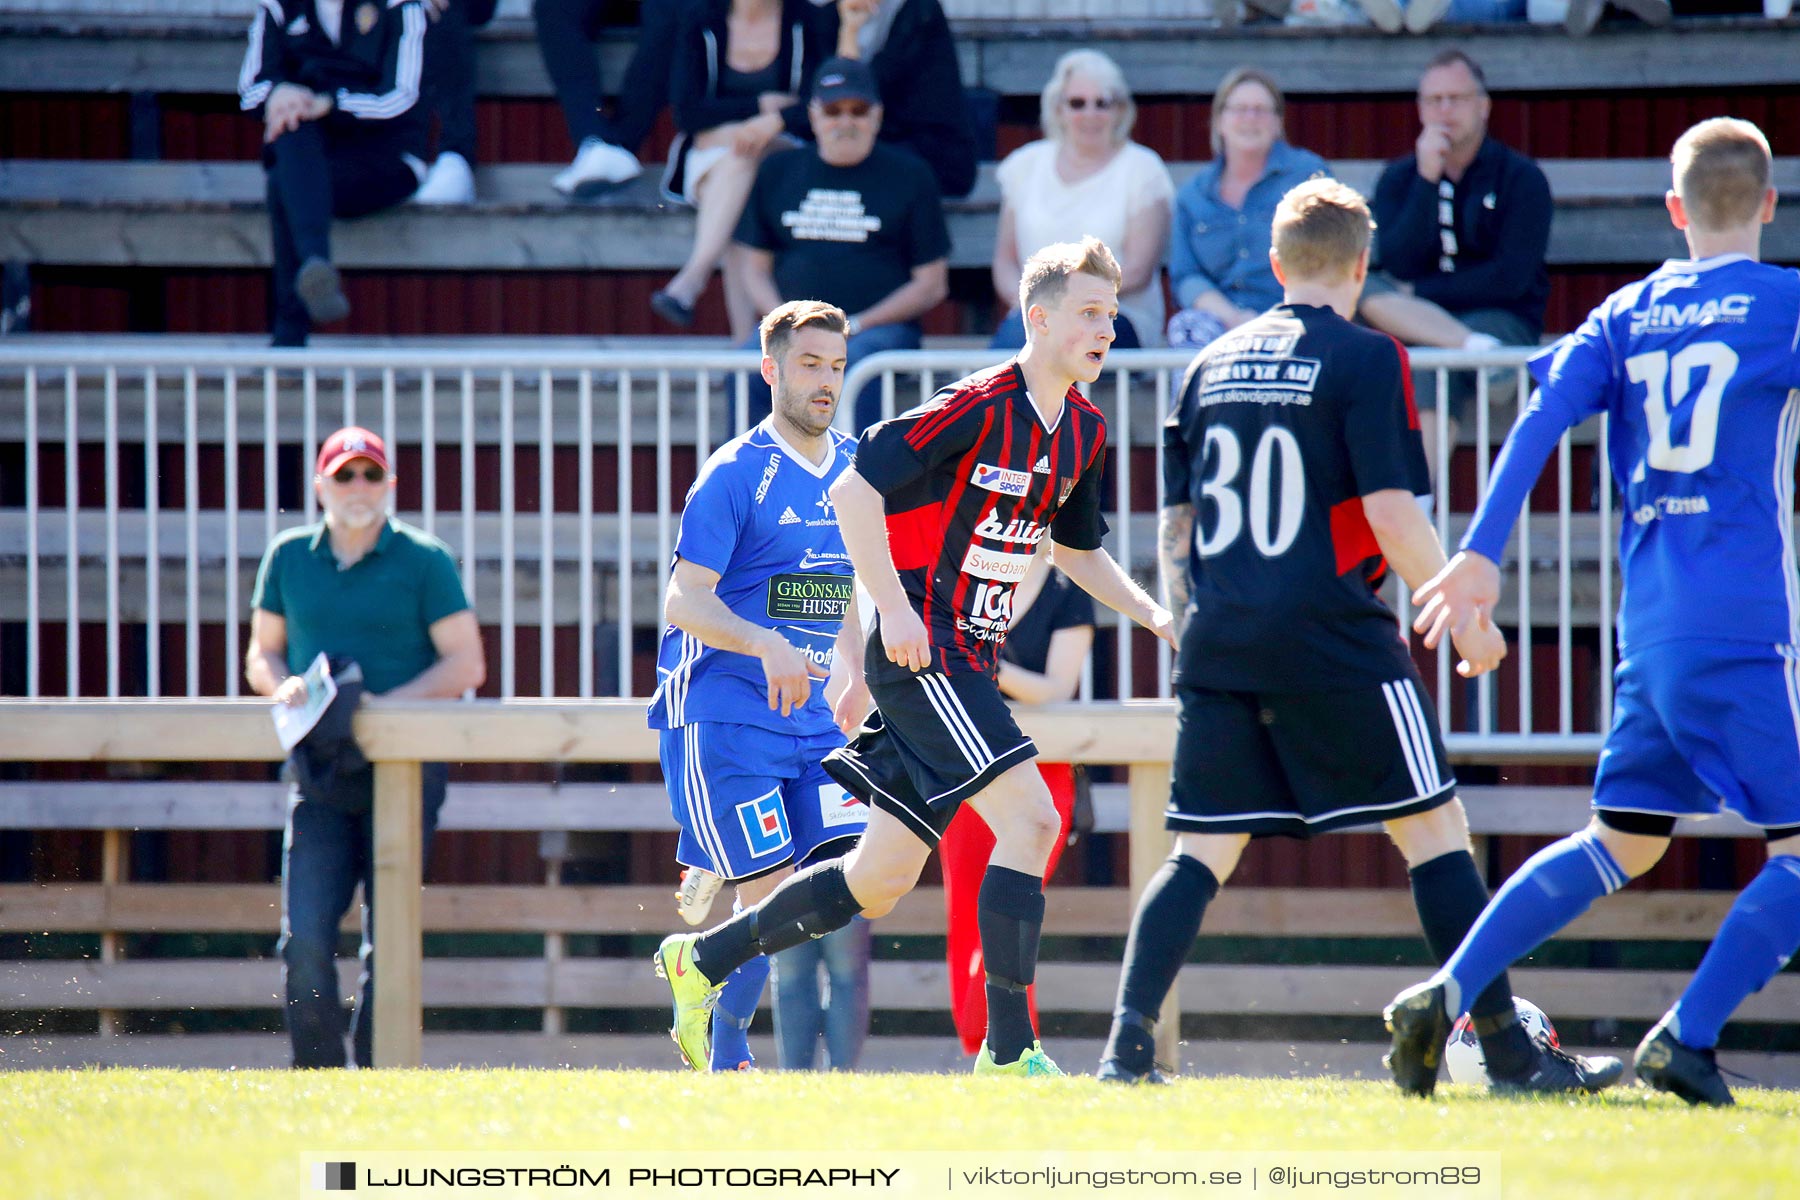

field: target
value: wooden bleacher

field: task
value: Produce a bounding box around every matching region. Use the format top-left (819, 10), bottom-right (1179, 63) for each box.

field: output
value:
top-left (12, 157), bottom-right (1800, 273)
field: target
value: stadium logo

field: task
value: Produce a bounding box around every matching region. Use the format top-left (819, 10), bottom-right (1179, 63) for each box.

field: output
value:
top-left (315, 1162), bottom-right (356, 1191)
top-left (819, 785), bottom-right (867, 829)
top-left (1629, 293), bottom-right (1752, 335)
top-left (970, 464), bottom-right (1031, 497)
top-left (736, 790), bottom-right (790, 858)
top-left (754, 454), bottom-right (781, 504)
top-left (961, 544), bottom-right (1034, 581)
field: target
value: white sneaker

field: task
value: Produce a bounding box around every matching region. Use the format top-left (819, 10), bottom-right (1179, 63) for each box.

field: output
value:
top-left (412, 151), bottom-right (476, 205)
top-left (675, 867), bottom-right (724, 926)
top-left (552, 138), bottom-right (642, 197)
top-left (1360, 0), bottom-right (1404, 30)
top-left (1402, 0), bottom-right (1453, 31)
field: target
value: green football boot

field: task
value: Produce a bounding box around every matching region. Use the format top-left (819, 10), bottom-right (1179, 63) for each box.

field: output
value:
top-left (653, 933), bottom-right (723, 1071)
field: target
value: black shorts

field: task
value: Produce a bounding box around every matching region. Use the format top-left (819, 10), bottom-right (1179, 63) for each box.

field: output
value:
top-left (822, 669), bottom-right (1038, 847)
top-left (1168, 673), bottom-right (1456, 839)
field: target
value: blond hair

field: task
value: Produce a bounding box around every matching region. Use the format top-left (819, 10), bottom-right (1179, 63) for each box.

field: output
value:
top-left (1271, 178), bottom-right (1374, 283)
top-left (1671, 117), bottom-right (1772, 233)
top-left (1019, 236), bottom-right (1124, 321)
top-left (1209, 66), bottom-right (1286, 158)
top-left (759, 299), bottom-right (849, 360)
top-left (1040, 49), bottom-right (1136, 148)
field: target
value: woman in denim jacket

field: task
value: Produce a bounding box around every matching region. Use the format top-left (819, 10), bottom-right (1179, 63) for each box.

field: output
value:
top-left (1166, 67), bottom-right (1328, 349)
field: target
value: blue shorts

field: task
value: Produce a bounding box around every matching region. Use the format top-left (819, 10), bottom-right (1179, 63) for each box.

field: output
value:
top-left (1593, 641), bottom-right (1800, 830)
top-left (660, 722), bottom-right (869, 882)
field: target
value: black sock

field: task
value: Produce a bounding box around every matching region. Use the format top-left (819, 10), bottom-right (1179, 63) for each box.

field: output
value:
top-left (978, 865), bottom-right (1045, 1064)
top-left (691, 860), bottom-right (860, 982)
top-left (1409, 848), bottom-right (1533, 1079)
top-left (1104, 855), bottom-right (1219, 1072)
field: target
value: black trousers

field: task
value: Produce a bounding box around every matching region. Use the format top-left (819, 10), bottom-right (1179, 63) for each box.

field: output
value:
top-left (424, 0), bottom-right (498, 162)
top-left (532, 0), bottom-right (681, 152)
top-left (264, 116), bottom-right (423, 344)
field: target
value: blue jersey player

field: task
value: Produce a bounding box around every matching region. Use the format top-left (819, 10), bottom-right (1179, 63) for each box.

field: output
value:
top-left (1385, 119), bottom-right (1800, 1106)
top-left (647, 300), bottom-right (871, 1071)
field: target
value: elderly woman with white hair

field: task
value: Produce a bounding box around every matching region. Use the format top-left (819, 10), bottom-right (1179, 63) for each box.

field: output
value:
top-left (987, 49), bottom-right (1174, 350)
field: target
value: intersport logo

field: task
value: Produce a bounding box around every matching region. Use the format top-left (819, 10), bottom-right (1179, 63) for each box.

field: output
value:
top-left (970, 463), bottom-right (1031, 496)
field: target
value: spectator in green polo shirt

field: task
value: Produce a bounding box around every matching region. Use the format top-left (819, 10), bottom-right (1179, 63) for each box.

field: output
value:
top-left (245, 425), bottom-right (485, 1069)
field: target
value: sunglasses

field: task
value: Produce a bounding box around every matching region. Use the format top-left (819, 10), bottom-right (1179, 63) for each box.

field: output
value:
top-left (821, 102), bottom-right (872, 119)
top-left (1064, 96), bottom-right (1114, 111)
top-left (331, 465), bottom-right (387, 484)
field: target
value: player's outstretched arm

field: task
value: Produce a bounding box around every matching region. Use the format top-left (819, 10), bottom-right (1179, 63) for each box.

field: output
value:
top-left (829, 468), bottom-right (930, 672)
top-left (664, 557), bottom-right (825, 716)
top-left (1052, 542), bottom-right (1176, 649)
top-left (1362, 489), bottom-right (1505, 678)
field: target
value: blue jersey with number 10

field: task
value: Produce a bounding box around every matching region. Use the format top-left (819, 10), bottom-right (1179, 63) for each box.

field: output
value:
top-left (1523, 255), bottom-right (1800, 655)
top-left (647, 420), bottom-right (856, 736)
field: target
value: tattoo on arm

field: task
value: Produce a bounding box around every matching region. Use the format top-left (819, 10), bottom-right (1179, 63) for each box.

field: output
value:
top-left (1159, 504), bottom-right (1194, 634)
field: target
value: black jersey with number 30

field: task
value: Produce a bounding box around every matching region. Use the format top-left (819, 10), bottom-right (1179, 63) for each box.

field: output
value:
top-left (854, 361), bottom-right (1110, 678)
top-left (1165, 304), bottom-right (1430, 692)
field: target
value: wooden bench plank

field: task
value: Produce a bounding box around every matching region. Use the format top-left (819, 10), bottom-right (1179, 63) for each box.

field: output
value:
top-left (7, 159), bottom-right (1796, 271)
top-left (6, 956), bottom-right (1793, 1022)
top-left (6, 779), bottom-right (1761, 839)
top-left (0, 881), bottom-right (1743, 942)
top-left (1, 20), bottom-right (1790, 97)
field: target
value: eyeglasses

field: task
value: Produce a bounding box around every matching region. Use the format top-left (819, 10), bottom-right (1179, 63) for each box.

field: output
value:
top-left (820, 102), bottom-right (872, 119)
top-left (1064, 96), bottom-right (1114, 111)
top-left (1221, 103), bottom-right (1277, 117)
top-left (1420, 91), bottom-right (1480, 110)
top-left (331, 465), bottom-right (387, 484)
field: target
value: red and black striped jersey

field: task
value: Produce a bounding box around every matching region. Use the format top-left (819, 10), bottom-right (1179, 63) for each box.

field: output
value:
top-left (854, 360), bottom-right (1110, 677)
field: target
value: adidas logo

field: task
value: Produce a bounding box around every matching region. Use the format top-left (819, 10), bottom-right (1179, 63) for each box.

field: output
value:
top-left (1032, 455), bottom-right (1051, 474)
top-left (779, 507), bottom-right (801, 525)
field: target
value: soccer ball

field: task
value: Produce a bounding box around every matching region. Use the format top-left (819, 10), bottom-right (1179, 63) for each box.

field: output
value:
top-left (1444, 997), bottom-right (1559, 1086)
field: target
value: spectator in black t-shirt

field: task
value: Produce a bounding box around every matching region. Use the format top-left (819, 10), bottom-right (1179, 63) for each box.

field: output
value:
top-left (733, 56), bottom-right (950, 430)
top-left (1363, 49), bottom-right (1552, 461)
top-left (828, 0), bottom-right (977, 199)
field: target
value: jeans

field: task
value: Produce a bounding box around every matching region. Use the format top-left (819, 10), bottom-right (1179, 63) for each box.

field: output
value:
top-left (277, 762), bottom-right (448, 1068)
top-left (738, 321), bottom-right (923, 433)
top-left (987, 308), bottom-right (1141, 353)
top-left (769, 916), bottom-right (871, 1070)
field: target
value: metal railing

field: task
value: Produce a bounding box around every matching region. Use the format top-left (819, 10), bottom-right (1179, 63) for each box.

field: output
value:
top-left (0, 341), bottom-right (1615, 752)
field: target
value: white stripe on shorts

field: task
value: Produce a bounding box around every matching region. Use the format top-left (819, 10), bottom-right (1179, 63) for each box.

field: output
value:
top-left (1382, 680), bottom-right (1429, 798)
top-left (918, 674), bottom-right (993, 774)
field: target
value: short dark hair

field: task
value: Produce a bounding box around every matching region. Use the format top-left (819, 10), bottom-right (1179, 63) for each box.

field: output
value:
top-left (1272, 178), bottom-right (1374, 283)
top-left (1671, 118), bottom-right (1772, 232)
top-left (759, 300), bottom-right (849, 360)
top-left (1421, 49), bottom-right (1487, 95)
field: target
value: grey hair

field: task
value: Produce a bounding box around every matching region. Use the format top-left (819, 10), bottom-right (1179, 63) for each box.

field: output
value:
top-left (1040, 49), bottom-right (1136, 148)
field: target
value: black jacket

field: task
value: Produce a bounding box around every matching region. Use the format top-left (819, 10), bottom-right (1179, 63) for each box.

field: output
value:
top-left (286, 657), bottom-right (371, 811)
top-left (669, 0), bottom-right (834, 139)
top-left (1372, 135), bottom-right (1552, 335)
top-left (847, 0), bottom-right (977, 199)
top-left (238, 0), bottom-right (428, 128)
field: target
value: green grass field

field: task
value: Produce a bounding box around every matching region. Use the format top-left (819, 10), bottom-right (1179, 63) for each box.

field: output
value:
top-left (5, 1068), bottom-right (1797, 1200)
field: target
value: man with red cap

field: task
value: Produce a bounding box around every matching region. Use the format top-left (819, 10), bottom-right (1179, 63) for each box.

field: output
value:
top-left (245, 426), bottom-right (485, 1068)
